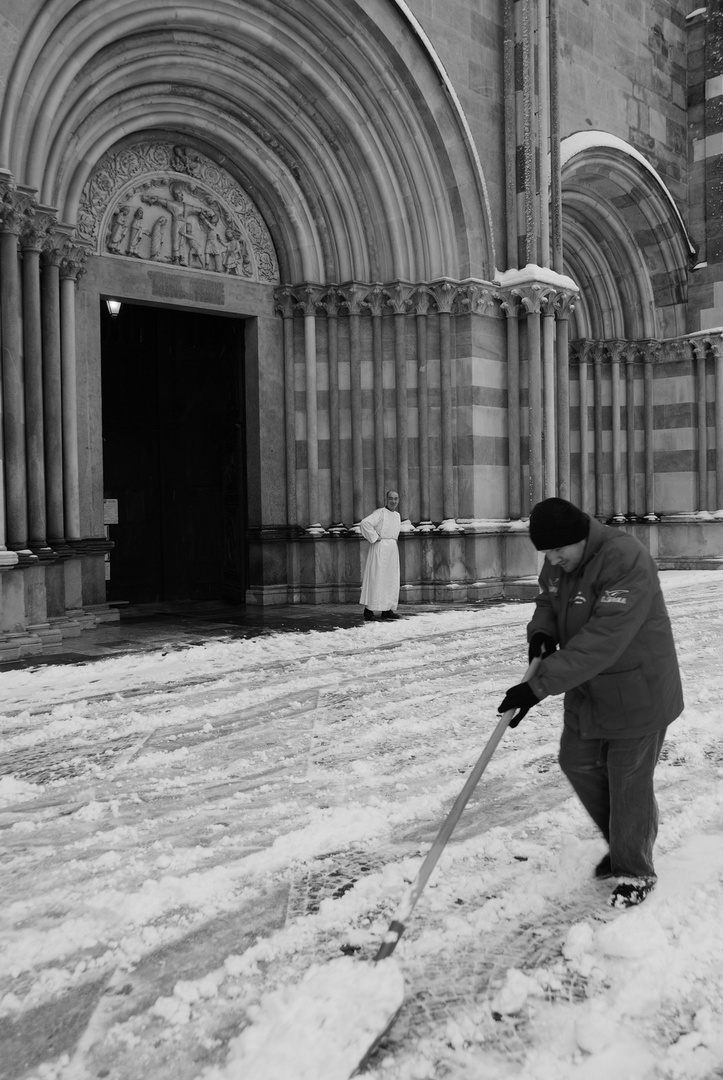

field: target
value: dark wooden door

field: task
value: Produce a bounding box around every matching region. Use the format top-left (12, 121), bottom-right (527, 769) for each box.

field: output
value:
top-left (101, 302), bottom-right (246, 603)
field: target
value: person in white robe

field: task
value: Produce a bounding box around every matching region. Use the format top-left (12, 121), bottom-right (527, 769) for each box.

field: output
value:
top-left (359, 491), bottom-right (402, 620)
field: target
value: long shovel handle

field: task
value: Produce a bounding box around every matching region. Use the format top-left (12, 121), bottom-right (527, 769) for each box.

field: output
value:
top-left (374, 656), bottom-right (540, 961)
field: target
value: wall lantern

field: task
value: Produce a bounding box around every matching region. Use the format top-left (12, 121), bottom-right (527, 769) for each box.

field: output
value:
top-left (106, 299), bottom-right (122, 318)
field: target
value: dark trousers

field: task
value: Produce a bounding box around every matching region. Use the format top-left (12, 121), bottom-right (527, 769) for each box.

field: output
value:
top-left (558, 725), bottom-right (667, 880)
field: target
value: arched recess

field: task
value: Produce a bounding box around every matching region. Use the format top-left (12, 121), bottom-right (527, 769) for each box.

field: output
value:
top-left (0, 0), bottom-right (495, 284)
top-left (560, 132), bottom-right (695, 340)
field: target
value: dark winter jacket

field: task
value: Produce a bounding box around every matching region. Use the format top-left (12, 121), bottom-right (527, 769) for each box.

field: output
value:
top-left (527, 517), bottom-right (684, 739)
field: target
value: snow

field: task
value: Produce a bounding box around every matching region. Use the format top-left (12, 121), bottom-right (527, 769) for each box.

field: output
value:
top-left (1, 570), bottom-right (723, 1080)
top-left (493, 263), bottom-right (579, 293)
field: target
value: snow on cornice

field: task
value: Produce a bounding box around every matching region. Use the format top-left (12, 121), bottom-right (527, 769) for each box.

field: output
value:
top-left (493, 263), bottom-right (579, 292)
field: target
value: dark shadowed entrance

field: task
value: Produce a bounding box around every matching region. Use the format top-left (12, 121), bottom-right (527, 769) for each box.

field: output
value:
top-left (101, 301), bottom-right (247, 604)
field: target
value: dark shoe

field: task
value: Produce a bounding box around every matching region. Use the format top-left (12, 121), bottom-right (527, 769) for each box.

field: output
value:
top-left (381, 610), bottom-right (400, 620)
top-left (594, 853), bottom-right (613, 880)
top-left (610, 876), bottom-right (656, 909)
top-left (363, 608), bottom-right (376, 621)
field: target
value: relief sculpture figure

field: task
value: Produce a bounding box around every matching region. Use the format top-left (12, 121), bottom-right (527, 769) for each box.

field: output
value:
top-left (107, 205), bottom-right (131, 252)
top-left (127, 206), bottom-right (144, 255)
top-left (142, 184), bottom-right (188, 263)
top-left (146, 214), bottom-right (167, 260)
top-left (198, 210), bottom-right (225, 272)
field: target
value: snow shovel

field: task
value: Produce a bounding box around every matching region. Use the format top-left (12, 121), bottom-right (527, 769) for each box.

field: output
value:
top-left (350, 655), bottom-right (542, 1075)
top-left (230, 658), bottom-right (541, 1080)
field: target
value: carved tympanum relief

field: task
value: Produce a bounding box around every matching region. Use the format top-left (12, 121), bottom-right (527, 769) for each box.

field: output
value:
top-left (78, 141), bottom-right (279, 282)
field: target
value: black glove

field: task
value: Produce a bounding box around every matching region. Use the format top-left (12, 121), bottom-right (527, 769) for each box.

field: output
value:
top-left (528, 632), bottom-right (556, 663)
top-left (498, 682), bottom-right (540, 728)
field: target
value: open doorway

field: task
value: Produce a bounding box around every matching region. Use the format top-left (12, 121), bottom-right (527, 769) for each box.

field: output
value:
top-left (101, 300), bottom-right (247, 604)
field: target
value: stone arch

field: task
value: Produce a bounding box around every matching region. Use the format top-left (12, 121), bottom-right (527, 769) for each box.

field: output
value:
top-left (560, 131), bottom-right (695, 340)
top-left (0, 0), bottom-right (495, 283)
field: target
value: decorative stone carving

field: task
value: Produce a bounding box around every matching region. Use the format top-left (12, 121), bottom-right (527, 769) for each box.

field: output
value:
top-left (78, 140), bottom-right (279, 283)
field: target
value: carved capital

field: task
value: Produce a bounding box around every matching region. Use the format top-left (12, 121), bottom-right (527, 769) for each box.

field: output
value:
top-left (363, 283), bottom-right (387, 318)
top-left (338, 281), bottom-right (368, 316)
top-left (554, 288), bottom-right (578, 320)
top-left (294, 283), bottom-right (326, 317)
top-left (411, 287), bottom-right (433, 317)
top-left (321, 286), bottom-right (342, 318)
top-left (0, 183), bottom-right (35, 237)
top-left (59, 241), bottom-right (89, 282)
top-left (570, 339), bottom-right (595, 365)
top-left (460, 281), bottom-right (496, 315)
top-left (274, 285), bottom-right (297, 319)
top-left (384, 280), bottom-right (415, 315)
top-left (429, 279), bottom-right (459, 314)
top-left (21, 208), bottom-right (56, 252)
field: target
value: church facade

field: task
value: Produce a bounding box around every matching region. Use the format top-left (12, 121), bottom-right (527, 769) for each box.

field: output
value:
top-left (0, 0), bottom-right (720, 656)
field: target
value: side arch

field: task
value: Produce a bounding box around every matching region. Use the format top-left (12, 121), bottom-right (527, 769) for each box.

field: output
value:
top-left (560, 131), bottom-right (695, 340)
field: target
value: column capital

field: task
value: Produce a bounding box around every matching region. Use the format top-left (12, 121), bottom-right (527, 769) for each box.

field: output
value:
top-left (294, 282), bottom-right (326, 317)
top-left (363, 283), bottom-right (386, 317)
top-left (605, 338), bottom-right (629, 364)
top-left (384, 280), bottom-right (415, 315)
top-left (59, 240), bottom-right (88, 282)
top-left (0, 182), bottom-right (35, 237)
top-left (21, 208), bottom-right (56, 252)
top-left (338, 281), bottom-right (369, 316)
top-left (458, 281), bottom-right (496, 315)
top-left (553, 288), bottom-right (578, 320)
top-left (410, 287), bottom-right (433, 317)
top-left (429, 278), bottom-right (459, 314)
top-left (321, 286), bottom-right (342, 318)
top-left (274, 284), bottom-right (297, 319)
top-left (570, 339), bottom-right (595, 364)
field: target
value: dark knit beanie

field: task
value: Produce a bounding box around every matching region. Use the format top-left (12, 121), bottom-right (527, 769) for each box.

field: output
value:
top-left (528, 498), bottom-right (590, 551)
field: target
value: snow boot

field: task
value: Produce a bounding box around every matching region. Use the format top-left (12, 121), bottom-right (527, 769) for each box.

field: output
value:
top-left (609, 876), bottom-right (656, 909)
top-left (594, 853), bottom-right (613, 880)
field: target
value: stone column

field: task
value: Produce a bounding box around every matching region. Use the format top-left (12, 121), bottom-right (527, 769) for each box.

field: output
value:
top-left (413, 289), bottom-right (432, 524)
top-left (593, 343), bottom-right (604, 518)
top-left (274, 287), bottom-right (297, 526)
top-left (643, 341), bottom-right (657, 520)
top-left (432, 280), bottom-right (456, 520)
top-left (694, 341), bottom-right (709, 511)
top-left (608, 340), bottom-right (626, 522)
top-left (365, 284), bottom-right (386, 504)
top-left (59, 242), bottom-right (87, 542)
top-left (0, 182), bottom-right (33, 558)
top-left (500, 294), bottom-right (522, 518)
top-left (340, 283), bottom-right (366, 522)
top-left (574, 341), bottom-right (592, 514)
top-left (387, 282), bottom-right (413, 515)
top-left (296, 285), bottom-right (323, 527)
top-left (714, 337), bottom-right (723, 512)
top-left (21, 209), bottom-right (55, 556)
top-left (554, 292), bottom-right (575, 500)
top-left (513, 283), bottom-right (554, 509)
top-left (624, 344), bottom-right (639, 518)
top-left (541, 296), bottom-right (556, 497)
top-left (324, 287), bottom-right (343, 525)
top-left (41, 235), bottom-right (67, 546)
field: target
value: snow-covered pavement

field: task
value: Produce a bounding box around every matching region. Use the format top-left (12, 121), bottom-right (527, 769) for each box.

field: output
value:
top-left (2, 572), bottom-right (723, 1080)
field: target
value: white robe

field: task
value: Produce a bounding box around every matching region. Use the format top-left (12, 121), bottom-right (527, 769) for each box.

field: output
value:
top-left (359, 507), bottom-right (401, 611)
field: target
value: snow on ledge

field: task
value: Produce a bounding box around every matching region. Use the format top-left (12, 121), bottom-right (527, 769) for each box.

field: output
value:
top-left (493, 263), bottom-right (578, 293)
